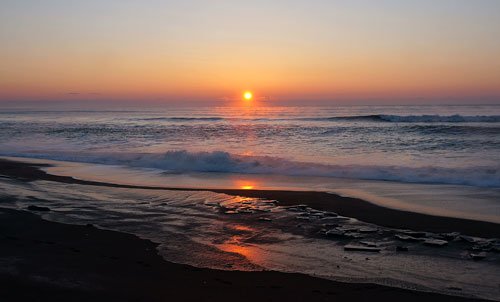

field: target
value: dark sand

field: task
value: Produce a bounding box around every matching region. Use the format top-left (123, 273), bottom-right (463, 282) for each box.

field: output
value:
top-left (0, 158), bottom-right (497, 301)
top-left (0, 208), bottom-right (487, 302)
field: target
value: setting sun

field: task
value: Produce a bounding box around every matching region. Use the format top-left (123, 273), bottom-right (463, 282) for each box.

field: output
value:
top-left (243, 91), bottom-right (253, 101)
top-left (1, 1), bottom-right (500, 301)
top-left (234, 179), bottom-right (259, 190)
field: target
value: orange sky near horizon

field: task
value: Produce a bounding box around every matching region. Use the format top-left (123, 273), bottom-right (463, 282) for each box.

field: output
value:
top-left (1, 1), bottom-right (499, 104)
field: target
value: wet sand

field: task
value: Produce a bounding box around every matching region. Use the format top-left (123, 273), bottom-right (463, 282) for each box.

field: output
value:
top-left (0, 158), bottom-right (498, 301)
top-left (1, 158), bottom-right (499, 238)
top-left (0, 207), bottom-right (489, 302)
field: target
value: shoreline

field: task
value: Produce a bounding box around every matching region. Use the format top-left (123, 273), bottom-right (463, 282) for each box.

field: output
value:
top-left (0, 207), bottom-right (488, 302)
top-left (1, 158), bottom-right (498, 301)
top-left (1, 158), bottom-right (499, 238)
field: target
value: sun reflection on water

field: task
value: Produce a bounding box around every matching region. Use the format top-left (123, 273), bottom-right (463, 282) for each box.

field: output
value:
top-left (219, 243), bottom-right (259, 261)
top-left (217, 224), bottom-right (264, 265)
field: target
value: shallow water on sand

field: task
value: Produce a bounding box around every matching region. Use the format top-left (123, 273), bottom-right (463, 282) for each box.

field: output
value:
top-left (28, 157), bottom-right (500, 224)
top-left (1, 177), bottom-right (499, 300)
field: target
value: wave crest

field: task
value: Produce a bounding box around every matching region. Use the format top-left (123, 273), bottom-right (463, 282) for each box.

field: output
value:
top-left (8, 150), bottom-right (498, 187)
top-left (375, 114), bottom-right (500, 123)
top-left (321, 114), bottom-right (500, 123)
top-left (134, 115), bottom-right (500, 123)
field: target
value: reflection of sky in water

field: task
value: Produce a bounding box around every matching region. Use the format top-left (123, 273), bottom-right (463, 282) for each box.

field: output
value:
top-left (29, 158), bottom-right (500, 224)
top-left (0, 178), bottom-right (499, 300)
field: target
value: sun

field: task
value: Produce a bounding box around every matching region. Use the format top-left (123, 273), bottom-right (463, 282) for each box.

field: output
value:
top-left (243, 91), bottom-right (253, 101)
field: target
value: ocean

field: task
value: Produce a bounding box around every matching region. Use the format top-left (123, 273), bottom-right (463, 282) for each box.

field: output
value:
top-left (1, 104), bottom-right (500, 223)
top-left (1, 104), bottom-right (499, 187)
top-left (1, 104), bottom-right (500, 299)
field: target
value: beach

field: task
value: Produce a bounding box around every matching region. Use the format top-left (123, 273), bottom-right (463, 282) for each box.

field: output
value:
top-left (2, 207), bottom-right (484, 302)
top-left (2, 1), bottom-right (500, 300)
top-left (2, 158), bottom-right (499, 237)
top-left (1, 158), bottom-right (499, 301)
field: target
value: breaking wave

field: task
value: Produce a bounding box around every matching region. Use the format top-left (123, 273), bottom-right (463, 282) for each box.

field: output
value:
top-left (371, 114), bottom-right (500, 123)
top-left (314, 115), bottom-right (500, 123)
top-left (5, 150), bottom-right (499, 187)
top-left (134, 115), bottom-right (500, 123)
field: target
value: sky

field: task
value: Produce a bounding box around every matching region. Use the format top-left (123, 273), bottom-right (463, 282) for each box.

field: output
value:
top-left (1, 0), bottom-right (500, 105)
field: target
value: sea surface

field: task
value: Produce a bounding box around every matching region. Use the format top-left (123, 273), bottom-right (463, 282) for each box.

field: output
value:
top-left (0, 104), bottom-right (499, 187)
top-left (1, 104), bottom-right (500, 222)
top-left (1, 104), bottom-right (500, 299)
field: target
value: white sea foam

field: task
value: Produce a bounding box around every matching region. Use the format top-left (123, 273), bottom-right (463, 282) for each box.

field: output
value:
top-left (3, 150), bottom-right (499, 187)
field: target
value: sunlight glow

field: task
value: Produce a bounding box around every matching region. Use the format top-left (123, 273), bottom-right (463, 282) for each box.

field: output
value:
top-left (234, 179), bottom-right (259, 190)
top-left (243, 91), bottom-right (253, 101)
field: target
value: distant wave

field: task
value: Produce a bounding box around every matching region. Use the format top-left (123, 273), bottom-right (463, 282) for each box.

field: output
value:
top-left (374, 114), bottom-right (500, 123)
top-left (4, 150), bottom-right (499, 187)
top-left (318, 114), bottom-right (500, 123)
top-left (135, 115), bottom-right (500, 123)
